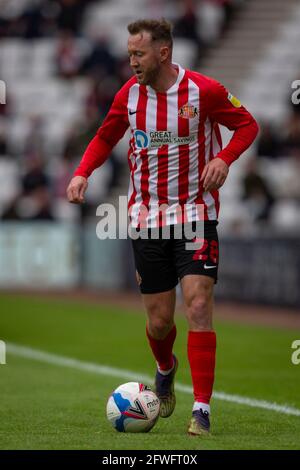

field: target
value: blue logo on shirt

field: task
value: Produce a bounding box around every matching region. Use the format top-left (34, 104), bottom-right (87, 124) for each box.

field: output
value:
top-left (134, 130), bottom-right (149, 149)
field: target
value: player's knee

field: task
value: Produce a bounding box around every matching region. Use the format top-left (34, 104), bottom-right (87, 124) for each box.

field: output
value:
top-left (186, 295), bottom-right (211, 329)
top-left (148, 316), bottom-right (173, 339)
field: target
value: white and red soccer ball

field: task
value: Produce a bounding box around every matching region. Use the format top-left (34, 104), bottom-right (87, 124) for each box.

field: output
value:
top-left (106, 382), bottom-right (160, 433)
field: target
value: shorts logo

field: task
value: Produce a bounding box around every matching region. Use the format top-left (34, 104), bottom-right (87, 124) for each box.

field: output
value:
top-left (178, 103), bottom-right (198, 119)
top-left (134, 130), bottom-right (149, 149)
top-left (227, 92), bottom-right (241, 108)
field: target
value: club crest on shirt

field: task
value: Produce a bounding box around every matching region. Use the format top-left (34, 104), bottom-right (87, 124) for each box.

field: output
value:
top-left (178, 103), bottom-right (198, 119)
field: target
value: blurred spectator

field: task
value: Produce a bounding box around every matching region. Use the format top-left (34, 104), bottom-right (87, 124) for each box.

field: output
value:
top-left (173, 0), bottom-right (204, 52)
top-left (63, 103), bottom-right (123, 199)
top-left (21, 1), bottom-right (44, 39)
top-left (257, 122), bottom-right (281, 160)
top-left (116, 55), bottom-right (133, 84)
top-left (55, 30), bottom-right (81, 78)
top-left (2, 188), bottom-right (54, 220)
top-left (2, 155), bottom-right (54, 220)
top-left (56, 0), bottom-right (86, 36)
top-left (173, 0), bottom-right (206, 67)
top-left (0, 0), bottom-right (97, 38)
top-left (210, 0), bottom-right (236, 30)
top-left (23, 115), bottom-right (45, 163)
top-left (53, 151), bottom-right (74, 200)
top-left (197, 0), bottom-right (225, 45)
top-left (22, 155), bottom-right (50, 194)
top-left (80, 36), bottom-right (117, 81)
top-left (281, 112), bottom-right (300, 159)
top-left (0, 90), bottom-right (11, 117)
top-left (242, 158), bottom-right (275, 222)
top-left (85, 76), bottom-right (121, 116)
top-left (0, 117), bottom-right (8, 155)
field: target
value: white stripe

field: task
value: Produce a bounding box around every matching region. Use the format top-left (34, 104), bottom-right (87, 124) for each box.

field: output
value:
top-left (7, 342), bottom-right (300, 418)
top-left (128, 84), bottom-right (142, 227)
top-left (127, 84), bottom-right (141, 225)
top-left (128, 83), bottom-right (140, 130)
top-left (166, 85), bottom-right (179, 225)
top-left (203, 188), bottom-right (217, 221)
top-left (186, 78), bottom-right (200, 222)
top-left (131, 155), bottom-right (143, 226)
top-left (202, 117), bottom-right (217, 220)
top-left (145, 88), bottom-right (159, 228)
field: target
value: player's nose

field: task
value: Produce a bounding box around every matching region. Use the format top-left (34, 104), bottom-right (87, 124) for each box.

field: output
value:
top-left (130, 57), bottom-right (139, 68)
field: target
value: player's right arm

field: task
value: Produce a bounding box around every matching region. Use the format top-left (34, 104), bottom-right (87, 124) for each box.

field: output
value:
top-left (67, 84), bottom-right (131, 204)
top-left (67, 175), bottom-right (88, 204)
top-left (66, 136), bottom-right (114, 204)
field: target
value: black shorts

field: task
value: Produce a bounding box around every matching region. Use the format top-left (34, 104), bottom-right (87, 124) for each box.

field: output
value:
top-left (131, 221), bottom-right (219, 294)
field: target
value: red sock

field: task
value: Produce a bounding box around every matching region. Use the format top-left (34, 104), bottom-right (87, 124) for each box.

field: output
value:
top-left (146, 325), bottom-right (177, 371)
top-left (188, 331), bottom-right (216, 404)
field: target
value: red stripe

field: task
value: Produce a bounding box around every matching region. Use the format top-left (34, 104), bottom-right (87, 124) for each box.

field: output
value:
top-left (155, 92), bottom-right (168, 226)
top-left (136, 87), bottom-right (149, 226)
top-left (209, 121), bottom-right (214, 160)
top-left (177, 77), bottom-right (190, 211)
top-left (210, 189), bottom-right (220, 218)
top-left (156, 92), bottom-right (168, 206)
top-left (209, 123), bottom-right (220, 218)
top-left (195, 91), bottom-right (208, 220)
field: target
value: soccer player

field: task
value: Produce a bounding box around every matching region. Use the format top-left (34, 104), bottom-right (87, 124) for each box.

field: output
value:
top-left (67, 19), bottom-right (259, 435)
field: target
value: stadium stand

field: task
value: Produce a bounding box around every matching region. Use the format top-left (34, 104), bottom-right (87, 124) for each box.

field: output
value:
top-left (0, 0), bottom-right (299, 232)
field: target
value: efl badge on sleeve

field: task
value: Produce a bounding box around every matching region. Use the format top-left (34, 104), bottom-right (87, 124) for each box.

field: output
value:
top-left (227, 92), bottom-right (241, 108)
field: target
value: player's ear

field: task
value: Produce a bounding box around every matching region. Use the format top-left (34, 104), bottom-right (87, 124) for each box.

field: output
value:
top-left (160, 45), bottom-right (169, 62)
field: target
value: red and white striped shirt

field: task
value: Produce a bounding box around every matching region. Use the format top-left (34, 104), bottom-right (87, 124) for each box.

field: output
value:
top-left (75, 64), bottom-right (258, 227)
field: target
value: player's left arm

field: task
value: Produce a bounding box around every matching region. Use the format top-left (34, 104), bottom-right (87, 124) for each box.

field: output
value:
top-left (201, 80), bottom-right (259, 192)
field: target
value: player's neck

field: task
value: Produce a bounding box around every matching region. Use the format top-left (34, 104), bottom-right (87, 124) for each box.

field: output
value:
top-left (149, 63), bottom-right (179, 93)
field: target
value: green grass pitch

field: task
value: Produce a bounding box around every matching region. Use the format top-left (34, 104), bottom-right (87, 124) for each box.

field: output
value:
top-left (0, 293), bottom-right (299, 450)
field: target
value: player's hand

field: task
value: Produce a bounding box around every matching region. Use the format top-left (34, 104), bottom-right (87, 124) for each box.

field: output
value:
top-left (66, 176), bottom-right (88, 204)
top-left (200, 158), bottom-right (229, 192)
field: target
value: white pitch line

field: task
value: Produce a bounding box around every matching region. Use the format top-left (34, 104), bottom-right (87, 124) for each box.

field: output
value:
top-left (6, 342), bottom-right (300, 418)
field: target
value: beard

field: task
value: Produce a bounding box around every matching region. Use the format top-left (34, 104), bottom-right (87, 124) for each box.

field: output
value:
top-left (138, 62), bottom-right (160, 86)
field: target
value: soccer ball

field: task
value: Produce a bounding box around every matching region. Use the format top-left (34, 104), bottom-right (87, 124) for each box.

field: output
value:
top-left (106, 382), bottom-right (160, 433)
